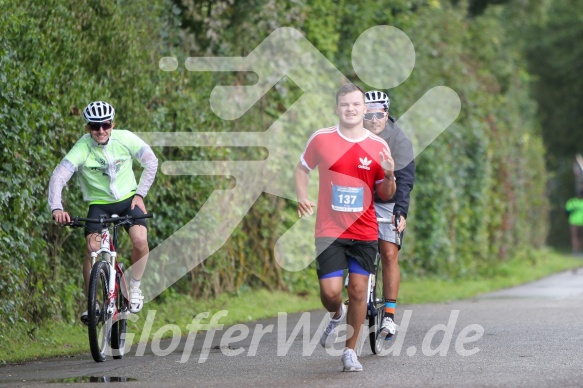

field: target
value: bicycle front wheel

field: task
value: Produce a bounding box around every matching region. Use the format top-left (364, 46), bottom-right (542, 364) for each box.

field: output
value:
top-left (111, 263), bottom-right (128, 359)
top-left (88, 261), bottom-right (111, 362)
top-left (369, 254), bottom-right (385, 355)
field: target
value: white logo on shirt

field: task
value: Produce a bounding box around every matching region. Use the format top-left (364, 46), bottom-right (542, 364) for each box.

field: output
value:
top-left (358, 157), bottom-right (372, 170)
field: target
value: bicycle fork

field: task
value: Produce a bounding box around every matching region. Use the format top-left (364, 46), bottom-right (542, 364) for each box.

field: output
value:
top-left (106, 257), bottom-right (117, 315)
top-left (367, 273), bottom-right (378, 318)
top-left (91, 229), bottom-right (119, 316)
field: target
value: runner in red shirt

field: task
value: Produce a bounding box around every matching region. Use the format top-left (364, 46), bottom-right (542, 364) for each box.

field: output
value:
top-left (295, 84), bottom-right (395, 372)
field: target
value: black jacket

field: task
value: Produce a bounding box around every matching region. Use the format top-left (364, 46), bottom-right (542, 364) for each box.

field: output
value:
top-left (374, 116), bottom-right (415, 218)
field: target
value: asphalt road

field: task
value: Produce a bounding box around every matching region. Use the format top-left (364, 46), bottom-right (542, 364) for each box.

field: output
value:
top-left (2, 268), bottom-right (583, 387)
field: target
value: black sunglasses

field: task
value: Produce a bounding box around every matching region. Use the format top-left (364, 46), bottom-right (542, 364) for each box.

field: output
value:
top-left (88, 122), bottom-right (113, 131)
top-left (364, 112), bottom-right (387, 121)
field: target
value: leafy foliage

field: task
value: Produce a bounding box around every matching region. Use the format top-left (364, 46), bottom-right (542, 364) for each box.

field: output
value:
top-left (1, 0), bottom-right (550, 332)
top-left (526, 0), bottom-right (583, 248)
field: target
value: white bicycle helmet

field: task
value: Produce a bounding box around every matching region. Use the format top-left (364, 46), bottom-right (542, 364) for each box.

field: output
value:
top-left (364, 90), bottom-right (390, 110)
top-left (82, 101), bottom-right (115, 123)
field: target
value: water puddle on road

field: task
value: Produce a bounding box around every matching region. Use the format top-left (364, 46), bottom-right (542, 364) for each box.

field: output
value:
top-left (48, 376), bottom-right (137, 383)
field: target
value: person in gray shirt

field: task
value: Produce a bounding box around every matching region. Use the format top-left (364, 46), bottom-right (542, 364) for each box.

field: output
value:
top-left (364, 90), bottom-right (415, 340)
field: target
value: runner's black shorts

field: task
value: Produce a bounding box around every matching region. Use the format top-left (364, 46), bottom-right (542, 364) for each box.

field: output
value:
top-left (85, 195), bottom-right (147, 236)
top-left (315, 237), bottom-right (378, 278)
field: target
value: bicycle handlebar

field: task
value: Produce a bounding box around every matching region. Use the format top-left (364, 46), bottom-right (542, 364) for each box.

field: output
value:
top-left (68, 213), bottom-right (153, 227)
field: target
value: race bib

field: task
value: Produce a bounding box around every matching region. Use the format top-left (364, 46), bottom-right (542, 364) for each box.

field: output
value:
top-left (331, 184), bottom-right (364, 212)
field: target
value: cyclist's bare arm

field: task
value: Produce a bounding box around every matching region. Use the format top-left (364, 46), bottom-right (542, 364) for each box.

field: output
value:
top-left (295, 162), bottom-right (315, 218)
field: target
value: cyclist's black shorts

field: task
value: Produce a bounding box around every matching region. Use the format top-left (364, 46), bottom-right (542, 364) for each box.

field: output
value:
top-left (315, 238), bottom-right (378, 278)
top-left (85, 195), bottom-right (147, 236)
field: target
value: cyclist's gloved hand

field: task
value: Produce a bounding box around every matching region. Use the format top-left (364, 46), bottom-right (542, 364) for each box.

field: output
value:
top-left (52, 209), bottom-right (71, 225)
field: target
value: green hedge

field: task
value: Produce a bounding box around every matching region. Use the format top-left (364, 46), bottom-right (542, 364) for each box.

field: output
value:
top-left (1, 0), bottom-right (549, 332)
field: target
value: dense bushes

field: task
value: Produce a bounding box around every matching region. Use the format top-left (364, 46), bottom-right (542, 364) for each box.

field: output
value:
top-left (1, 0), bottom-right (549, 331)
top-left (527, 0), bottom-right (583, 249)
top-left (393, 3), bottom-right (549, 277)
top-left (0, 0), bottom-right (224, 329)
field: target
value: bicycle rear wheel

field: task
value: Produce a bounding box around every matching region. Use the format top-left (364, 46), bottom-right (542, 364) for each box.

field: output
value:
top-left (111, 263), bottom-right (128, 359)
top-left (369, 253), bottom-right (384, 355)
top-left (88, 261), bottom-right (111, 362)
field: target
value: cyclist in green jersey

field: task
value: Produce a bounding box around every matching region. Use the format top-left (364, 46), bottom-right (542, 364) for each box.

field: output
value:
top-left (49, 101), bottom-right (158, 323)
top-left (566, 191), bottom-right (583, 255)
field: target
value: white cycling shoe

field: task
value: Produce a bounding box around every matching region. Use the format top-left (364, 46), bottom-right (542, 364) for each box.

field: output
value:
top-left (129, 287), bottom-right (144, 313)
top-left (380, 316), bottom-right (397, 340)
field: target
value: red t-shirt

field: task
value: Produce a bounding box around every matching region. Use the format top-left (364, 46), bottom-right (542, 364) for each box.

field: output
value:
top-left (300, 125), bottom-right (389, 240)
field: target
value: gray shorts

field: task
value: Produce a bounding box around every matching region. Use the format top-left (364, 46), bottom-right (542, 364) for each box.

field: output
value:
top-left (375, 202), bottom-right (401, 246)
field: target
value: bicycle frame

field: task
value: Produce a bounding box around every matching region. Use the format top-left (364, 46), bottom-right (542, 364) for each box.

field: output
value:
top-left (90, 221), bottom-right (128, 318)
top-left (342, 217), bottom-right (393, 354)
top-left (367, 254), bottom-right (382, 318)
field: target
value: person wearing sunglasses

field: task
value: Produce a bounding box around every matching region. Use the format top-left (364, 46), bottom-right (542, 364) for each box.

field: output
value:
top-left (363, 90), bottom-right (415, 341)
top-left (48, 101), bottom-right (158, 324)
top-left (295, 84), bottom-right (396, 372)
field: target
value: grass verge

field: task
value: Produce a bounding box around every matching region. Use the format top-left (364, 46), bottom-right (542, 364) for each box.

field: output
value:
top-left (1, 248), bottom-right (581, 363)
top-left (399, 249), bottom-right (582, 304)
